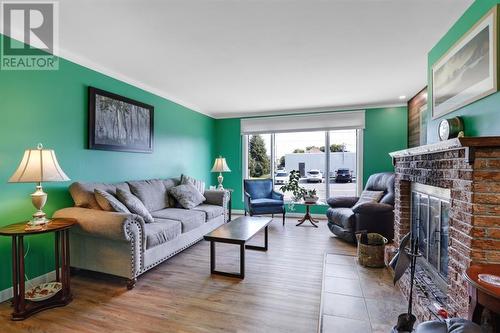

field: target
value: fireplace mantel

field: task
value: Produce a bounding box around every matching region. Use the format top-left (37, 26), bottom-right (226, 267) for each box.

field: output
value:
top-left (389, 136), bottom-right (500, 164)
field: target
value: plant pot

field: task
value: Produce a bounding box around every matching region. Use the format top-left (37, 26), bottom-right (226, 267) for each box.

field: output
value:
top-left (303, 195), bottom-right (318, 203)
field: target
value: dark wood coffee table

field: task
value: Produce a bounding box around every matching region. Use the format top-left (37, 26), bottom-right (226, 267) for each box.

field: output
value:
top-left (204, 216), bottom-right (272, 279)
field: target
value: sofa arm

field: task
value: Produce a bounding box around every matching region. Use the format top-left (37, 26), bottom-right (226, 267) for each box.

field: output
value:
top-left (53, 207), bottom-right (146, 244)
top-left (352, 202), bottom-right (394, 215)
top-left (204, 190), bottom-right (229, 207)
top-left (327, 196), bottom-right (359, 208)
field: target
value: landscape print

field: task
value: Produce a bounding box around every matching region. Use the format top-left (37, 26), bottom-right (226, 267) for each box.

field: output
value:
top-left (89, 87), bottom-right (154, 152)
top-left (432, 9), bottom-right (496, 118)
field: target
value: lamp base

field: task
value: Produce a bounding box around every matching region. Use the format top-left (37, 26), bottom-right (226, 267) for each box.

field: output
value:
top-left (217, 173), bottom-right (224, 190)
top-left (28, 216), bottom-right (51, 226)
top-left (29, 184), bottom-right (49, 226)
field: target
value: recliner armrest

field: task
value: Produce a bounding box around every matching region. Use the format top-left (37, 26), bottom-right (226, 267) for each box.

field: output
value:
top-left (327, 196), bottom-right (359, 208)
top-left (352, 202), bottom-right (393, 214)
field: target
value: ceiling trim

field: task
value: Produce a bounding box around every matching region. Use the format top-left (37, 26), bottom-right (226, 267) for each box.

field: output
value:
top-left (59, 47), bottom-right (215, 118)
top-left (215, 102), bottom-right (407, 120)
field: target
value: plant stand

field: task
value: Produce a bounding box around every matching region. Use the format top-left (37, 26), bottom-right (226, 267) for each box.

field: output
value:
top-left (296, 202), bottom-right (319, 228)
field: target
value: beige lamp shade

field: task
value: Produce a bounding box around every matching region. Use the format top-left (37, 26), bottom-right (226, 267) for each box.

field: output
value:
top-left (9, 144), bottom-right (70, 183)
top-left (211, 157), bottom-right (231, 173)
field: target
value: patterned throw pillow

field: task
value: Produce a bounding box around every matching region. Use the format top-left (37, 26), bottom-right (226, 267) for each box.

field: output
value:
top-left (352, 190), bottom-right (385, 210)
top-left (116, 188), bottom-right (154, 223)
top-left (180, 174), bottom-right (205, 195)
top-left (169, 184), bottom-right (206, 209)
top-left (94, 189), bottom-right (130, 213)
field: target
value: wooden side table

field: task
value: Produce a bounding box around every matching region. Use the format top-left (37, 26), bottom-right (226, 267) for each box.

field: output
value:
top-left (464, 264), bottom-right (500, 330)
top-left (296, 201), bottom-right (324, 228)
top-left (0, 218), bottom-right (76, 320)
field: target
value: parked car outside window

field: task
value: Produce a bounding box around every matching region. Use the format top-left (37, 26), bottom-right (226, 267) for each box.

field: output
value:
top-left (334, 168), bottom-right (352, 183)
top-left (306, 169), bottom-right (323, 183)
top-left (275, 171), bottom-right (289, 185)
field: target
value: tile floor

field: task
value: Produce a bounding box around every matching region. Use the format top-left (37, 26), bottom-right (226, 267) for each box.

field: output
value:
top-left (320, 253), bottom-right (407, 333)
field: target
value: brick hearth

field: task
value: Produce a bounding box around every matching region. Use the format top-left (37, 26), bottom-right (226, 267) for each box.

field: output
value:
top-left (389, 137), bottom-right (500, 320)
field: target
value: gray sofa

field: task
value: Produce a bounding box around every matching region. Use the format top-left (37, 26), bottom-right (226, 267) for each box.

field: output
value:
top-left (54, 178), bottom-right (229, 289)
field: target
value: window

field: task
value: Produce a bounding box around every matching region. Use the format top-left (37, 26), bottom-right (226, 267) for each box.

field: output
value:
top-left (244, 130), bottom-right (362, 202)
top-left (247, 134), bottom-right (272, 179)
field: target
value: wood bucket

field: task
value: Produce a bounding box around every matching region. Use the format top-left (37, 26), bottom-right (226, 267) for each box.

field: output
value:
top-left (356, 233), bottom-right (388, 268)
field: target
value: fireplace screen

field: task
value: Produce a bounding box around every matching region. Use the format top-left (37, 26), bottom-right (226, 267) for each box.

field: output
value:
top-left (411, 183), bottom-right (450, 280)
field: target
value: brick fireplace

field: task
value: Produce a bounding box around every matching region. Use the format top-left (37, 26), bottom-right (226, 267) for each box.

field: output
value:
top-left (389, 137), bottom-right (500, 321)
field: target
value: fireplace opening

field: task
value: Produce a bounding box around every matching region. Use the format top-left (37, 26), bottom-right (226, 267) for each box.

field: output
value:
top-left (410, 183), bottom-right (451, 292)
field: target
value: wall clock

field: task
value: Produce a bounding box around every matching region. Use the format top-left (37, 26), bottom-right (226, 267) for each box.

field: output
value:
top-left (438, 117), bottom-right (464, 141)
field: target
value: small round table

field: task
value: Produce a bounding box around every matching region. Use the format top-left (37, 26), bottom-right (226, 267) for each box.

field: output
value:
top-left (464, 264), bottom-right (500, 330)
top-left (0, 218), bottom-right (76, 320)
top-left (296, 201), bottom-right (324, 228)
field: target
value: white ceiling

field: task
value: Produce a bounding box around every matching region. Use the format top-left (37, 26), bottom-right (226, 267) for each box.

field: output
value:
top-left (56, 0), bottom-right (472, 118)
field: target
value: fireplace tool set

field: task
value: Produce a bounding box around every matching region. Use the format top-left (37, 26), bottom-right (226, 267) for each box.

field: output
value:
top-left (390, 232), bottom-right (422, 333)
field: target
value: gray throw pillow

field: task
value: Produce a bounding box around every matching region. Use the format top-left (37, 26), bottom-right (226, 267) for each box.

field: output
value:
top-left (116, 188), bottom-right (154, 223)
top-left (352, 190), bottom-right (385, 210)
top-left (169, 184), bottom-right (206, 209)
top-left (94, 189), bottom-right (130, 213)
top-left (180, 174), bottom-right (205, 195)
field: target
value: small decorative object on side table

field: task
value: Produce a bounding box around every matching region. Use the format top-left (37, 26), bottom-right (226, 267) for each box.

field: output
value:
top-left (0, 218), bottom-right (76, 320)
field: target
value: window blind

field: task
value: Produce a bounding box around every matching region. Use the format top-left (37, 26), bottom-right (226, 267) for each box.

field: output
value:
top-left (240, 110), bottom-right (365, 134)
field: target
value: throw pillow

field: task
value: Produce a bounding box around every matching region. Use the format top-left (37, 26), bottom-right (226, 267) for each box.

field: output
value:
top-left (116, 188), bottom-right (155, 223)
top-left (94, 189), bottom-right (130, 213)
top-left (180, 174), bottom-right (205, 195)
top-left (169, 184), bottom-right (206, 209)
top-left (352, 190), bottom-right (385, 210)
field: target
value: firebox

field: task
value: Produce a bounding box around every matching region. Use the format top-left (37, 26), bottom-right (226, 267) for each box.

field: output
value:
top-left (410, 183), bottom-right (451, 291)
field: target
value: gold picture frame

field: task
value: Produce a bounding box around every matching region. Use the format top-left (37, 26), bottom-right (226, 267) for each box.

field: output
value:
top-left (432, 5), bottom-right (499, 119)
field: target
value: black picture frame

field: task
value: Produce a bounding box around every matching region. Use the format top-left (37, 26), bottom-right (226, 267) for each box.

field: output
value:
top-left (88, 87), bottom-right (154, 153)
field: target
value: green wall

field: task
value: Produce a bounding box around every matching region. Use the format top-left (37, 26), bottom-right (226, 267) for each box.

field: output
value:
top-left (0, 34), bottom-right (216, 291)
top-left (427, 0), bottom-right (500, 142)
top-left (214, 106), bottom-right (408, 215)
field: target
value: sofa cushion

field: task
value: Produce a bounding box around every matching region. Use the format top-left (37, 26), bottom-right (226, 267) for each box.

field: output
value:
top-left (169, 184), bottom-right (206, 209)
top-left (163, 178), bottom-right (180, 207)
top-left (145, 218), bottom-right (182, 249)
top-left (69, 181), bottom-right (130, 209)
top-left (127, 179), bottom-right (168, 212)
top-left (151, 208), bottom-right (206, 233)
top-left (181, 174), bottom-right (205, 195)
top-left (326, 207), bottom-right (356, 230)
top-left (250, 198), bottom-right (283, 207)
top-left (192, 204), bottom-right (224, 220)
top-left (352, 190), bottom-right (384, 210)
top-left (94, 189), bottom-right (130, 213)
top-left (116, 189), bottom-right (154, 223)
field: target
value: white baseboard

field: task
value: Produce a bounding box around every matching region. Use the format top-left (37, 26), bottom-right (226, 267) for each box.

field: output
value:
top-left (232, 209), bottom-right (327, 220)
top-left (0, 270), bottom-right (56, 303)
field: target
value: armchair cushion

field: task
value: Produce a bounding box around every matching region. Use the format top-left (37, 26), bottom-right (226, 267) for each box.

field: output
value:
top-left (352, 190), bottom-right (384, 210)
top-left (352, 202), bottom-right (394, 215)
top-left (250, 198), bottom-right (284, 207)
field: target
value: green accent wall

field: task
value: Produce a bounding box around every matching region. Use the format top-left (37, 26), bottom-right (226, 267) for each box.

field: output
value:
top-left (0, 34), bottom-right (215, 291)
top-left (214, 106), bottom-right (408, 215)
top-left (427, 0), bottom-right (500, 143)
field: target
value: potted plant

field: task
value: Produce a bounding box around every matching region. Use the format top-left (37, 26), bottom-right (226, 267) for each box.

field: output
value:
top-left (303, 189), bottom-right (318, 203)
top-left (279, 170), bottom-right (306, 202)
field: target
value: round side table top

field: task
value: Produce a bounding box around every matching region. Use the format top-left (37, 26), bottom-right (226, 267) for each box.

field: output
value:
top-left (0, 218), bottom-right (77, 236)
top-left (464, 264), bottom-right (500, 298)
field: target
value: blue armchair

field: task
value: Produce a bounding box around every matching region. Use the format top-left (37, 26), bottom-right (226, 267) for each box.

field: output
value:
top-left (244, 179), bottom-right (285, 225)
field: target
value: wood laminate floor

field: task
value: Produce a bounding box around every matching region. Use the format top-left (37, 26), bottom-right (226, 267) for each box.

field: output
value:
top-left (0, 217), bottom-right (403, 333)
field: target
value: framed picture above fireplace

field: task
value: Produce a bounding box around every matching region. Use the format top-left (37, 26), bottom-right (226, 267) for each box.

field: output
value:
top-left (88, 87), bottom-right (154, 153)
top-left (432, 5), bottom-right (499, 119)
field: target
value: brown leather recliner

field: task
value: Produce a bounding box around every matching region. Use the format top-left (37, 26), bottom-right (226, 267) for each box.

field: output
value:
top-left (326, 172), bottom-right (395, 243)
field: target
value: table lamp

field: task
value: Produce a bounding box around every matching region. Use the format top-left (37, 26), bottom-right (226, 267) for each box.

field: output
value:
top-left (211, 156), bottom-right (231, 190)
top-left (9, 143), bottom-right (70, 225)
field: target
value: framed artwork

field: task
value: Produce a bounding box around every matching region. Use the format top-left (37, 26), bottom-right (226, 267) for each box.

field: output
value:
top-left (408, 87), bottom-right (428, 148)
top-left (88, 87), bottom-right (154, 153)
top-left (432, 5), bottom-right (498, 119)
